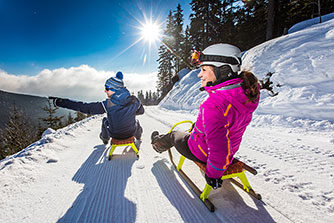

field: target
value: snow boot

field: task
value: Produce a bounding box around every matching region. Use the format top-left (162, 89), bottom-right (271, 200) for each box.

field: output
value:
top-left (99, 133), bottom-right (109, 145)
top-left (151, 131), bottom-right (159, 143)
top-left (151, 131), bottom-right (171, 153)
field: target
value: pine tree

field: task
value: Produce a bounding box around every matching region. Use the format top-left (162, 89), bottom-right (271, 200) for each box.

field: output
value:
top-left (66, 112), bottom-right (74, 126)
top-left (37, 121), bottom-right (46, 139)
top-left (136, 90), bottom-right (159, 106)
top-left (189, 0), bottom-right (207, 50)
top-left (152, 92), bottom-right (159, 104)
top-left (148, 90), bottom-right (153, 105)
top-left (0, 144), bottom-right (4, 160)
top-left (40, 99), bottom-right (64, 129)
top-left (186, 0), bottom-right (333, 52)
top-left (189, 0), bottom-right (224, 50)
top-left (172, 4), bottom-right (185, 73)
top-left (234, 0), bottom-right (267, 49)
top-left (266, 0), bottom-right (276, 40)
top-left (156, 43), bottom-right (174, 99)
top-left (157, 8), bottom-right (184, 100)
top-left (266, 0), bottom-right (334, 39)
top-left (145, 91), bottom-right (149, 105)
top-left (137, 90), bottom-right (145, 104)
top-left (181, 25), bottom-right (192, 67)
top-left (321, 0), bottom-right (334, 16)
top-left (0, 103), bottom-right (37, 159)
top-left (74, 111), bottom-right (86, 122)
top-left (157, 10), bottom-right (174, 99)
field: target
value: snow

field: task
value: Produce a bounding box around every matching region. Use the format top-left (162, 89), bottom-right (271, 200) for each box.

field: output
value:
top-left (1, 16), bottom-right (334, 223)
top-left (288, 13), bottom-right (334, 34)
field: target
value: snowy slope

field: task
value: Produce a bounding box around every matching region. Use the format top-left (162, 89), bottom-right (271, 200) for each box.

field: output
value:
top-left (1, 108), bottom-right (333, 223)
top-left (243, 17), bottom-right (334, 123)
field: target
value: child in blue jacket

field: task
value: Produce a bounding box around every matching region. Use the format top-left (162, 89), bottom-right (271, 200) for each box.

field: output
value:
top-left (49, 72), bottom-right (144, 147)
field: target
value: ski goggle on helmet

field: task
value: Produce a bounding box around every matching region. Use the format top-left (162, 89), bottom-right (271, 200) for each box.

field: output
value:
top-left (190, 43), bottom-right (242, 73)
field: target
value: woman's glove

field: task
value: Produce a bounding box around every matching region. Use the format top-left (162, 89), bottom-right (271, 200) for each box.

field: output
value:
top-left (205, 174), bottom-right (223, 189)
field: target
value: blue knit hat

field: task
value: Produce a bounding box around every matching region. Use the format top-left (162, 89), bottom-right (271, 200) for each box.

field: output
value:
top-left (105, 71), bottom-right (124, 92)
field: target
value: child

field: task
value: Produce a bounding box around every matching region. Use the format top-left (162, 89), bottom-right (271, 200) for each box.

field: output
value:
top-left (49, 71), bottom-right (144, 148)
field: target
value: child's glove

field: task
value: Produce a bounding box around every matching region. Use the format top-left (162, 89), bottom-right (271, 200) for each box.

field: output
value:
top-left (48, 96), bottom-right (61, 107)
top-left (205, 174), bottom-right (223, 189)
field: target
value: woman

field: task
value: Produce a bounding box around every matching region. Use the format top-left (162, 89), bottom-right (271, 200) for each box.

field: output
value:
top-left (151, 43), bottom-right (260, 189)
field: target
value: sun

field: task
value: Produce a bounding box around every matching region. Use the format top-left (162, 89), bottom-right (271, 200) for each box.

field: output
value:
top-left (140, 21), bottom-right (161, 43)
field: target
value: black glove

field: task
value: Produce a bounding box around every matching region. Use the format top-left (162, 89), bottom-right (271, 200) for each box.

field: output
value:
top-left (48, 96), bottom-right (59, 107)
top-left (205, 174), bottom-right (223, 189)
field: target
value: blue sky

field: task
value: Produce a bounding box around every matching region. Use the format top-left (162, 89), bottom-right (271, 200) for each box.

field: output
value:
top-left (0, 0), bottom-right (191, 76)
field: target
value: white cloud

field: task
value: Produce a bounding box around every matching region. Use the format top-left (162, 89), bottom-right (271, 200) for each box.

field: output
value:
top-left (0, 65), bottom-right (157, 101)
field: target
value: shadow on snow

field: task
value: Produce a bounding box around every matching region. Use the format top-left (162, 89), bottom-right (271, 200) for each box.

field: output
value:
top-left (152, 159), bottom-right (275, 223)
top-left (58, 144), bottom-right (137, 223)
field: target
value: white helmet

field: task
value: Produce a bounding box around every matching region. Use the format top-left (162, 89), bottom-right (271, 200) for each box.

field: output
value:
top-left (200, 43), bottom-right (242, 73)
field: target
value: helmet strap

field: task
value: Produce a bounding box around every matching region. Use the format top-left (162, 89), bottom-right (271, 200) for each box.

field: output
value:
top-left (199, 81), bottom-right (213, 91)
top-left (199, 65), bottom-right (239, 91)
top-left (213, 66), bottom-right (238, 85)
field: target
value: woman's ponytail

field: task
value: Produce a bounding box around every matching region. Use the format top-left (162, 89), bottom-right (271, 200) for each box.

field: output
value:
top-left (240, 71), bottom-right (260, 103)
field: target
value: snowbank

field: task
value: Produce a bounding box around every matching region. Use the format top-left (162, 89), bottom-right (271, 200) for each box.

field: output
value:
top-left (159, 69), bottom-right (205, 113)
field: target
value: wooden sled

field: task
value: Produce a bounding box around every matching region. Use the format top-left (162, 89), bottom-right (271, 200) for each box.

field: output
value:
top-left (108, 136), bottom-right (139, 160)
top-left (168, 120), bottom-right (261, 212)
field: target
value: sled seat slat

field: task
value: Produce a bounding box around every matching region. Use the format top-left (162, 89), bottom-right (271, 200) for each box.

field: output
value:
top-left (108, 136), bottom-right (139, 160)
top-left (111, 136), bottom-right (135, 145)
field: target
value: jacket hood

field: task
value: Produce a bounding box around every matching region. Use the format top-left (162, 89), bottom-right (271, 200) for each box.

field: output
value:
top-left (204, 78), bottom-right (259, 113)
top-left (109, 88), bottom-right (131, 105)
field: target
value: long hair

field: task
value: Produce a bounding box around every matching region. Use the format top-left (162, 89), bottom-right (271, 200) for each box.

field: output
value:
top-left (240, 71), bottom-right (260, 103)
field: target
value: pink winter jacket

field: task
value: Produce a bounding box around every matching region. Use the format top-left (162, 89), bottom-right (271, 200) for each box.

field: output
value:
top-left (188, 78), bottom-right (259, 179)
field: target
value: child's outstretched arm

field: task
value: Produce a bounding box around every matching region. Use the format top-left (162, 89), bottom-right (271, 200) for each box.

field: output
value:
top-left (49, 97), bottom-right (105, 115)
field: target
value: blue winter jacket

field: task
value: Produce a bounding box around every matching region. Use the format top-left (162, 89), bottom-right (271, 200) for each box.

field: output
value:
top-left (55, 88), bottom-right (144, 139)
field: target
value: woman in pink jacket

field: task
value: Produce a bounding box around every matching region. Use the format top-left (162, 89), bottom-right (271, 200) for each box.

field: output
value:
top-left (151, 43), bottom-right (260, 189)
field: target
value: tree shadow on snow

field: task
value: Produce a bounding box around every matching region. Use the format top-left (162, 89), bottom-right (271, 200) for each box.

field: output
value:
top-left (58, 144), bottom-right (137, 223)
top-left (152, 159), bottom-right (276, 223)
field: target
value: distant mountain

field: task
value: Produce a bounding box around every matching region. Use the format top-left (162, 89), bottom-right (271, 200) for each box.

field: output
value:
top-left (0, 90), bottom-right (73, 130)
